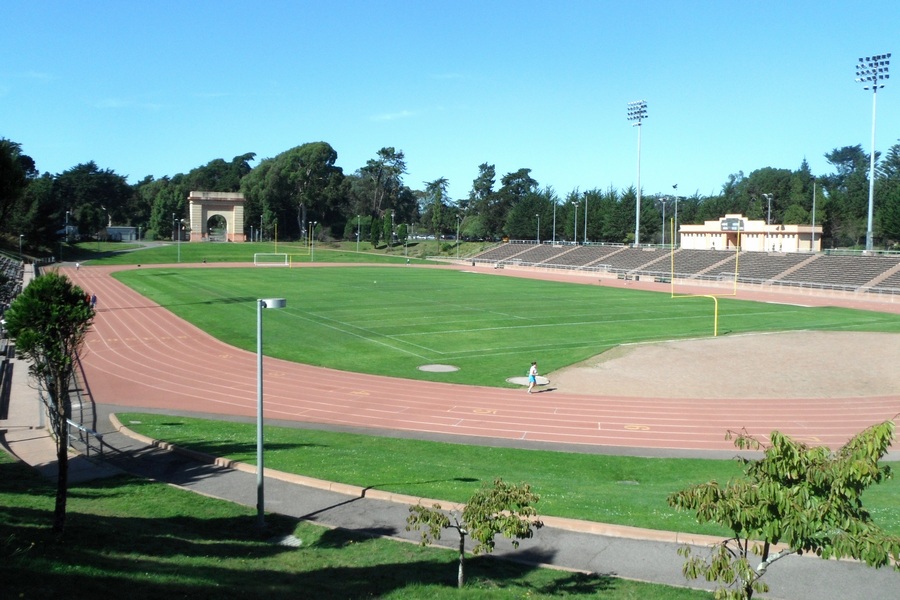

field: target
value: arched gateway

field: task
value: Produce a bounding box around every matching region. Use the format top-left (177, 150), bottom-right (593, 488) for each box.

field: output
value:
top-left (187, 191), bottom-right (246, 242)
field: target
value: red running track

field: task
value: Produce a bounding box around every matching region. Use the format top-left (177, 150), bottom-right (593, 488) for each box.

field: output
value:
top-left (70, 264), bottom-right (900, 454)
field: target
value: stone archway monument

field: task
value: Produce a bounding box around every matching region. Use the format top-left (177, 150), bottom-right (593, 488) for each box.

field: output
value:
top-left (187, 191), bottom-right (245, 242)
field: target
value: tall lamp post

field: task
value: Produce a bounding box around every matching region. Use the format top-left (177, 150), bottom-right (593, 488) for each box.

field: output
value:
top-left (356, 215), bottom-right (361, 253)
top-left (256, 297), bottom-right (286, 529)
top-left (856, 52), bottom-right (891, 252)
top-left (19, 234), bottom-right (23, 258)
top-left (535, 214), bottom-right (540, 244)
top-left (672, 184), bottom-right (679, 247)
top-left (660, 197), bottom-right (667, 247)
top-left (627, 100), bottom-right (648, 246)
top-left (573, 201), bottom-right (579, 245)
top-left (311, 221), bottom-right (317, 261)
top-left (177, 219), bottom-right (184, 262)
top-left (762, 193), bottom-right (773, 225)
top-left (811, 179), bottom-right (817, 251)
top-left (456, 215), bottom-right (461, 259)
top-left (583, 196), bottom-right (588, 243)
top-left (552, 201), bottom-right (557, 245)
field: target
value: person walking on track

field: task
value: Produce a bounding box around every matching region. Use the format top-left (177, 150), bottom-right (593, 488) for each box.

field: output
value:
top-left (528, 361), bottom-right (538, 394)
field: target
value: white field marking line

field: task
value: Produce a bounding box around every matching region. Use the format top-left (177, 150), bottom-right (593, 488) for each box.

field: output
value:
top-left (765, 301), bottom-right (814, 308)
top-left (281, 310), bottom-right (436, 359)
top-left (390, 311), bottom-right (717, 338)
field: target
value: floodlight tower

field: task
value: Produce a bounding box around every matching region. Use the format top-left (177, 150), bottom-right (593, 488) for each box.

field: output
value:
top-left (855, 52), bottom-right (890, 252)
top-left (627, 100), bottom-right (648, 246)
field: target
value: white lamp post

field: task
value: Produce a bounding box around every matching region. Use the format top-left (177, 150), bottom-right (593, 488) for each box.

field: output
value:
top-left (762, 193), bottom-right (773, 225)
top-left (627, 100), bottom-right (648, 246)
top-left (672, 184), bottom-right (679, 247)
top-left (256, 297), bottom-right (286, 528)
top-left (811, 179), bottom-right (817, 251)
top-left (356, 215), bottom-right (361, 253)
top-left (177, 219), bottom-right (184, 262)
top-left (573, 201), bottom-right (579, 245)
top-left (583, 196), bottom-right (588, 243)
top-left (19, 234), bottom-right (23, 257)
top-left (311, 221), bottom-right (317, 261)
top-left (856, 52), bottom-right (891, 252)
top-left (660, 197), bottom-right (667, 247)
top-left (552, 201), bottom-right (557, 245)
top-left (535, 213), bottom-right (540, 244)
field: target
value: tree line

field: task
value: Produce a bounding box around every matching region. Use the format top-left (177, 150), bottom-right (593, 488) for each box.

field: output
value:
top-left (3, 136), bottom-right (900, 253)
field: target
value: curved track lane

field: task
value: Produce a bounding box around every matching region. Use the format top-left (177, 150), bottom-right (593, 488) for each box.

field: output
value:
top-left (71, 264), bottom-right (900, 454)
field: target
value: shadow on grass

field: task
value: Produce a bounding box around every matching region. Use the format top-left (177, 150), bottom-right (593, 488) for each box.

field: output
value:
top-left (0, 459), bottom-right (619, 599)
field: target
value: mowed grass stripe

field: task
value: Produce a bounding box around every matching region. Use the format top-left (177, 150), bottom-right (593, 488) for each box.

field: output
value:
top-left (114, 266), bottom-right (900, 386)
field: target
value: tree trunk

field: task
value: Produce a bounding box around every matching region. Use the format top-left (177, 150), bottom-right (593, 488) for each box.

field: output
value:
top-left (457, 533), bottom-right (466, 588)
top-left (52, 410), bottom-right (68, 535)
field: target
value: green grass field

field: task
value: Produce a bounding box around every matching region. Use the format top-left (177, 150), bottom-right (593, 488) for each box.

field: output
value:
top-left (0, 454), bottom-right (707, 599)
top-left (75, 238), bottom-right (491, 265)
top-left (118, 413), bottom-right (900, 537)
top-left (113, 265), bottom-right (900, 386)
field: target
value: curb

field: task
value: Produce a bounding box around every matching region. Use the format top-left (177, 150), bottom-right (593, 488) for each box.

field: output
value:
top-left (109, 413), bottom-right (724, 546)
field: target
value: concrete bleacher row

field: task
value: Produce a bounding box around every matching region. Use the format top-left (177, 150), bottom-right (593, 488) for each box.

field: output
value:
top-left (0, 256), bottom-right (24, 309)
top-left (472, 242), bottom-right (900, 295)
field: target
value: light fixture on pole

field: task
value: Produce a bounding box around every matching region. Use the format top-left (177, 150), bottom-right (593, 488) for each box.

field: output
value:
top-left (535, 214), bottom-right (540, 244)
top-left (627, 100), bottom-right (648, 246)
top-left (311, 221), bottom-right (317, 261)
top-left (356, 215), bottom-right (361, 253)
top-left (456, 215), bottom-right (461, 259)
top-left (856, 52), bottom-right (891, 252)
top-left (19, 234), bottom-right (23, 257)
top-left (256, 297), bottom-right (286, 529)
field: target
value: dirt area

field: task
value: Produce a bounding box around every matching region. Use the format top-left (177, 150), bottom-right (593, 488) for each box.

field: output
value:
top-left (547, 331), bottom-right (900, 399)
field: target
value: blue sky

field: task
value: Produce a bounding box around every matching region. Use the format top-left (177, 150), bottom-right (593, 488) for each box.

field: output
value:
top-left (3, 1), bottom-right (898, 201)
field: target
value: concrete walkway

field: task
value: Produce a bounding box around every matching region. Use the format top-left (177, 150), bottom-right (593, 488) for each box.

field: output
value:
top-left (2, 360), bottom-right (898, 600)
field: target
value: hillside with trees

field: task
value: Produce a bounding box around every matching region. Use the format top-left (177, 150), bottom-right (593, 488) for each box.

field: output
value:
top-left (3, 135), bottom-right (900, 255)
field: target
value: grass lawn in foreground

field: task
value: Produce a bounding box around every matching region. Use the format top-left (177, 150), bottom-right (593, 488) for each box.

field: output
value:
top-left (113, 265), bottom-right (900, 386)
top-left (118, 413), bottom-right (900, 537)
top-left (0, 453), bottom-right (709, 599)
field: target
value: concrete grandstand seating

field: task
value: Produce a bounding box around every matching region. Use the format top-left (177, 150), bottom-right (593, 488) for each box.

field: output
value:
top-left (470, 242), bottom-right (900, 296)
top-left (783, 254), bottom-right (900, 289)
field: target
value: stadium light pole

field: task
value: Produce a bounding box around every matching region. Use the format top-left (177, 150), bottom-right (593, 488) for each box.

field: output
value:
top-left (627, 100), bottom-right (648, 246)
top-left (811, 179), bottom-right (817, 251)
top-left (672, 184), bottom-right (679, 247)
top-left (356, 215), bottom-right (360, 253)
top-left (552, 201), bottom-right (557, 245)
top-left (256, 297), bottom-right (286, 529)
top-left (19, 234), bottom-right (23, 258)
top-left (177, 219), bottom-right (184, 263)
top-left (856, 52), bottom-right (891, 252)
top-left (762, 193), bottom-right (773, 225)
top-left (573, 201), bottom-right (579, 245)
top-left (660, 197), bottom-right (667, 247)
top-left (583, 196), bottom-right (588, 243)
top-left (311, 221), bottom-right (317, 261)
top-left (535, 213), bottom-right (540, 244)
top-left (456, 214), bottom-right (461, 259)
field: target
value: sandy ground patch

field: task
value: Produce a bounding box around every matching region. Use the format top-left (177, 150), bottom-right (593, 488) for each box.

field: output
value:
top-left (547, 331), bottom-right (900, 399)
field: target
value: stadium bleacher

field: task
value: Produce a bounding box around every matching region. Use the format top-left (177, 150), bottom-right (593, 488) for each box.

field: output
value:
top-left (470, 243), bottom-right (900, 296)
